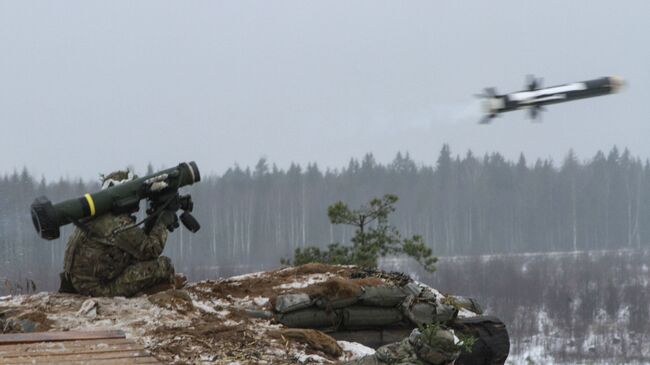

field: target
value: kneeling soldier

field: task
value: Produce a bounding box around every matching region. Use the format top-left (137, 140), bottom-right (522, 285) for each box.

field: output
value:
top-left (60, 170), bottom-right (177, 297)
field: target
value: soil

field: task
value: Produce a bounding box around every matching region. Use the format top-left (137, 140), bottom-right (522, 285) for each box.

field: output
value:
top-left (299, 277), bottom-right (363, 301)
top-left (0, 309), bottom-right (53, 333)
top-left (148, 289), bottom-right (194, 314)
top-left (190, 263), bottom-right (357, 305)
top-left (276, 328), bottom-right (343, 357)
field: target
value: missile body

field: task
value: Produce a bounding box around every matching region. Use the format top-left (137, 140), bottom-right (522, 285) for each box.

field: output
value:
top-left (479, 76), bottom-right (624, 123)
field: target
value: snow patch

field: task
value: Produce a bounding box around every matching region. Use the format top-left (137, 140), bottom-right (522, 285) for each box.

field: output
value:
top-left (457, 308), bottom-right (478, 318)
top-left (338, 341), bottom-right (375, 361)
top-left (192, 300), bottom-right (217, 313)
top-left (223, 319), bottom-right (241, 327)
top-left (227, 270), bottom-right (267, 281)
top-left (295, 350), bottom-right (332, 364)
top-left (275, 273), bottom-right (331, 289)
top-left (253, 296), bottom-right (269, 306)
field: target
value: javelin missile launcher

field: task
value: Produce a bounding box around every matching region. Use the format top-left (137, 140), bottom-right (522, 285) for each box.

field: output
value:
top-left (31, 161), bottom-right (201, 240)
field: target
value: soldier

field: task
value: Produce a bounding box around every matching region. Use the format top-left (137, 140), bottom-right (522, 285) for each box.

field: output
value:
top-left (345, 327), bottom-right (461, 365)
top-left (60, 170), bottom-right (180, 297)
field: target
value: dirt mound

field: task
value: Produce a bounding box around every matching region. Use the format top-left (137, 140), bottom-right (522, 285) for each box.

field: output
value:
top-left (192, 276), bottom-right (278, 302)
top-left (300, 277), bottom-right (363, 301)
top-left (191, 263), bottom-right (358, 303)
top-left (1, 265), bottom-right (437, 364)
top-left (280, 263), bottom-right (351, 277)
top-left (351, 277), bottom-right (386, 287)
top-left (148, 289), bottom-right (194, 313)
top-left (0, 309), bottom-right (53, 333)
top-left (277, 328), bottom-right (343, 357)
top-left (350, 268), bottom-right (413, 287)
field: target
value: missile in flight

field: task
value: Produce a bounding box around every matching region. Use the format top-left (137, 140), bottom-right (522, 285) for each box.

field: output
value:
top-left (477, 75), bottom-right (625, 124)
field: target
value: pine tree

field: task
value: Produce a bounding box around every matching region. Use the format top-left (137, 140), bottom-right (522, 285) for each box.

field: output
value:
top-left (288, 194), bottom-right (437, 272)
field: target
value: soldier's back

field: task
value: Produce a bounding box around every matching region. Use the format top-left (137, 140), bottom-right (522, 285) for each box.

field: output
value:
top-left (63, 214), bottom-right (133, 283)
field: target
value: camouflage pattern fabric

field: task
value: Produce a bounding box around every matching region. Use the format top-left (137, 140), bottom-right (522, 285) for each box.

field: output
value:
top-left (345, 329), bottom-right (459, 365)
top-left (63, 213), bottom-right (173, 297)
top-left (100, 170), bottom-right (134, 189)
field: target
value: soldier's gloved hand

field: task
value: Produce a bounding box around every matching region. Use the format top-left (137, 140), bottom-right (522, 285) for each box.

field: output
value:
top-left (157, 210), bottom-right (179, 232)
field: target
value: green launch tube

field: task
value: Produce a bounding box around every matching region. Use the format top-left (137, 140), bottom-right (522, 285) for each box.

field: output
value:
top-left (30, 161), bottom-right (200, 240)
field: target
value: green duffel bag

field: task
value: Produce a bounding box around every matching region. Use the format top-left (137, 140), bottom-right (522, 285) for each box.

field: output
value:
top-left (359, 285), bottom-right (407, 307)
top-left (342, 306), bottom-right (404, 330)
top-left (277, 308), bottom-right (342, 329)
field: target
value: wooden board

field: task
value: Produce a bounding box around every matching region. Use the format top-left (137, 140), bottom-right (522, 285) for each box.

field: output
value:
top-left (0, 330), bottom-right (126, 345)
top-left (0, 331), bottom-right (161, 364)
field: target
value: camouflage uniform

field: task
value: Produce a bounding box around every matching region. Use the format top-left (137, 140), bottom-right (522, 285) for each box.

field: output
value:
top-left (62, 213), bottom-right (174, 297)
top-left (345, 328), bottom-right (460, 365)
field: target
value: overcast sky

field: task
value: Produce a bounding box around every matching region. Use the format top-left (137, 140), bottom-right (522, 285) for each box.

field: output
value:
top-left (1, 1), bottom-right (648, 180)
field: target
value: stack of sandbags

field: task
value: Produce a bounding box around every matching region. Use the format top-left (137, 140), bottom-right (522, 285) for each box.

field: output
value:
top-left (275, 277), bottom-right (406, 330)
top-left (274, 277), bottom-right (480, 331)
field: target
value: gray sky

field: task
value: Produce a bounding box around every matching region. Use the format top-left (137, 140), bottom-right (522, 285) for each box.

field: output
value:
top-left (1, 1), bottom-right (648, 180)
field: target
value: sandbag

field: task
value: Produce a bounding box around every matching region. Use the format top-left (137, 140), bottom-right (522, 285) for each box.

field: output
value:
top-left (402, 300), bottom-right (457, 326)
top-left (448, 296), bottom-right (484, 315)
top-left (402, 301), bottom-right (436, 326)
top-left (314, 296), bottom-right (359, 309)
top-left (307, 277), bottom-right (363, 309)
top-left (435, 302), bottom-right (458, 323)
top-left (278, 308), bottom-right (341, 329)
top-left (359, 286), bottom-right (407, 307)
top-left (401, 282), bottom-right (422, 297)
top-left (342, 306), bottom-right (404, 329)
top-left (275, 293), bottom-right (313, 313)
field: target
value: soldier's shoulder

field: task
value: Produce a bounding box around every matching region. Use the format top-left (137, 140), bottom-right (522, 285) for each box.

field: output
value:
top-left (87, 213), bottom-right (132, 232)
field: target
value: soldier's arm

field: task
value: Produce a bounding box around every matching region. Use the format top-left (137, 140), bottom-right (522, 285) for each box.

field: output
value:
top-left (112, 220), bottom-right (169, 261)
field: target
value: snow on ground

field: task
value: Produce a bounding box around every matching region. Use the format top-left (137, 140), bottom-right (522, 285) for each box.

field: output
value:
top-left (337, 341), bottom-right (375, 361)
top-left (506, 304), bottom-right (650, 365)
top-left (275, 273), bottom-right (334, 289)
top-left (226, 270), bottom-right (268, 281)
top-left (295, 351), bottom-right (333, 364)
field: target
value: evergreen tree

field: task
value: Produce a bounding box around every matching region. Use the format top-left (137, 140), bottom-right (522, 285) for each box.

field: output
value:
top-left (289, 194), bottom-right (437, 272)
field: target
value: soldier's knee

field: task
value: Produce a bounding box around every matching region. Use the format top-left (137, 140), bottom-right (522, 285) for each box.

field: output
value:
top-left (157, 256), bottom-right (175, 276)
top-left (70, 276), bottom-right (107, 297)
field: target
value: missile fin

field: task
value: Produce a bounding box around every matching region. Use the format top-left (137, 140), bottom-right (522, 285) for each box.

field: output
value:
top-left (529, 105), bottom-right (545, 122)
top-left (479, 114), bottom-right (496, 124)
top-left (526, 75), bottom-right (536, 90)
top-left (526, 75), bottom-right (544, 91)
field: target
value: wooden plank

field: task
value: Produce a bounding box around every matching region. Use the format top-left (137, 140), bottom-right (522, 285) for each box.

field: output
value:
top-left (0, 331), bottom-right (161, 365)
top-left (0, 349), bottom-right (152, 364)
top-left (0, 338), bottom-right (132, 354)
top-left (46, 358), bottom-right (161, 365)
top-left (1, 356), bottom-right (161, 365)
top-left (0, 342), bottom-right (142, 357)
top-left (0, 330), bottom-right (125, 345)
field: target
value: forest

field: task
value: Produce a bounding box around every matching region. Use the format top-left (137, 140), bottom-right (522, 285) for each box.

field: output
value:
top-left (1, 145), bottom-right (649, 290)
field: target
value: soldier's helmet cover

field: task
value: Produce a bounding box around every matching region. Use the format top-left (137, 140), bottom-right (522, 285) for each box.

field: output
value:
top-left (100, 170), bottom-right (136, 190)
top-left (408, 328), bottom-right (461, 365)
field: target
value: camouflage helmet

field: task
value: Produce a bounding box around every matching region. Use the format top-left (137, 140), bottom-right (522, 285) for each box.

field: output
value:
top-left (408, 327), bottom-right (461, 365)
top-left (100, 170), bottom-right (136, 189)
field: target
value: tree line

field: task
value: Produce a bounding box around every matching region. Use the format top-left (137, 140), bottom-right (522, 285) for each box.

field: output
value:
top-left (1, 145), bottom-right (649, 289)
